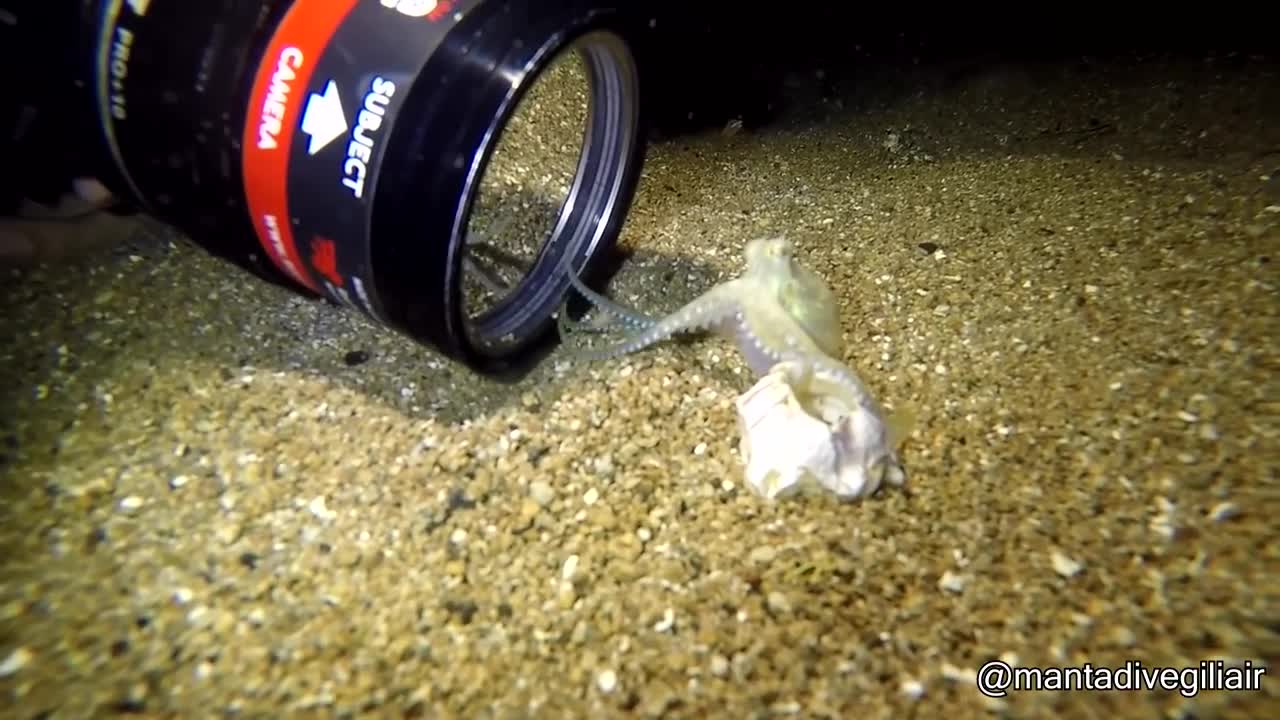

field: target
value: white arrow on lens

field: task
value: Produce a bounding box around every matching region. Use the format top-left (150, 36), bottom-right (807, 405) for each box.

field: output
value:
top-left (300, 80), bottom-right (348, 156)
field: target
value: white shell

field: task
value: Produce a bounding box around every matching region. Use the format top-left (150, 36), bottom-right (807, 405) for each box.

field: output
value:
top-left (735, 365), bottom-right (901, 501)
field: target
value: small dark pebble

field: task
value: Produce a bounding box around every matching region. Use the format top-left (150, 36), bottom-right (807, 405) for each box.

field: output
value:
top-left (423, 509), bottom-right (450, 533)
top-left (447, 487), bottom-right (476, 511)
top-left (239, 552), bottom-right (260, 570)
top-left (917, 242), bottom-right (939, 254)
top-left (110, 698), bottom-right (147, 714)
top-left (445, 541), bottom-right (465, 560)
top-left (86, 526), bottom-right (108, 551)
top-left (443, 599), bottom-right (479, 625)
top-left (343, 350), bottom-right (370, 366)
top-left (110, 639), bottom-right (131, 657)
top-left (497, 603), bottom-right (513, 619)
top-left (527, 445), bottom-right (550, 465)
top-left (618, 691), bottom-right (641, 711)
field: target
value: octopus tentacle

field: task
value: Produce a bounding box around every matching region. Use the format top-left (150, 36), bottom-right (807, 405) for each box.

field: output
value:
top-left (779, 349), bottom-right (883, 417)
top-left (556, 297), bottom-right (621, 337)
top-left (728, 312), bottom-right (787, 376)
top-left (564, 266), bottom-right (660, 331)
top-left (560, 284), bottom-right (744, 363)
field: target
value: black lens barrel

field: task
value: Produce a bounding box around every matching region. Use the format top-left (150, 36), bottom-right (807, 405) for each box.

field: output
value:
top-left (66, 0), bottom-right (649, 373)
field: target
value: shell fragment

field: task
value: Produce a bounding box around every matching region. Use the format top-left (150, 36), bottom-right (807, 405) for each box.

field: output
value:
top-left (735, 364), bottom-right (904, 501)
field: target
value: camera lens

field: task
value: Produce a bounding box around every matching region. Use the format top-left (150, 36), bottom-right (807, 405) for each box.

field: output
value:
top-left (79, 0), bottom-right (646, 373)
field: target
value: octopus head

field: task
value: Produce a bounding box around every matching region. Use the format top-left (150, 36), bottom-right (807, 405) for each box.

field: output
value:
top-left (744, 237), bottom-right (844, 358)
top-left (744, 236), bottom-right (795, 270)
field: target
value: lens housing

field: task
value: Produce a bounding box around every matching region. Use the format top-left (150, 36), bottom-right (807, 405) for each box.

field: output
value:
top-left (72, 0), bottom-right (647, 374)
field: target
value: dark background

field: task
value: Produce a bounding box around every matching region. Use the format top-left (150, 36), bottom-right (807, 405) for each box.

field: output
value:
top-left (2, 1), bottom-right (1276, 213)
top-left (638, 2), bottom-right (1277, 136)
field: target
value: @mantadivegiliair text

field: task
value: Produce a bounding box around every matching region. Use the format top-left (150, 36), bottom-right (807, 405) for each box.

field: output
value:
top-left (975, 659), bottom-right (1267, 698)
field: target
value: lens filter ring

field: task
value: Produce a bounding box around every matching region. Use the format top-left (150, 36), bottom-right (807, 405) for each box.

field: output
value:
top-left (460, 28), bottom-right (643, 362)
top-left (370, 1), bottom-right (648, 372)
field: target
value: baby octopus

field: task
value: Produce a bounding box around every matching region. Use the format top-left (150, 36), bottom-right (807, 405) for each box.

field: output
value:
top-left (558, 237), bottom-right (908, 491)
